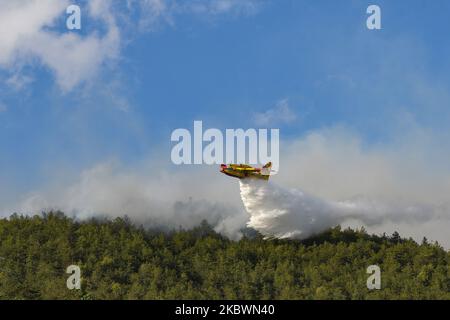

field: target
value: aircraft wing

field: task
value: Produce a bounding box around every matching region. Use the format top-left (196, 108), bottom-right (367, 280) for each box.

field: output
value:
top-left (235, 167), bottom-right (257, 171)
top-left (230, 164), bottom-right (257, 171)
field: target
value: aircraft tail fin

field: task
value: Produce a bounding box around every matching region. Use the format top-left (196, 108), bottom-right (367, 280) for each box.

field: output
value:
top-left (261, 162), bottom-right (272, 177)
top-left (263, 162), bottom-right (272, 169)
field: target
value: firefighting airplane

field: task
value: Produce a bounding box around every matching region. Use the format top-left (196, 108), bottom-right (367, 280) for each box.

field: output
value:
top-left (220, 162), bottom-right (273, 181)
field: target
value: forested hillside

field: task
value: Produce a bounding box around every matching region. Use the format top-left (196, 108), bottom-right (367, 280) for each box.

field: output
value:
top-left (0, 212), bottom-right (448, 300)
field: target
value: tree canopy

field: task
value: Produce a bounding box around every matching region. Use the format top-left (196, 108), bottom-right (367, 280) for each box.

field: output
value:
top-left (0, 212), bottom-right (448, 300)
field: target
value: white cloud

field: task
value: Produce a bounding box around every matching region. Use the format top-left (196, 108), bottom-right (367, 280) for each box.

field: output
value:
top-left (0, 0), bottom-right (263, 92)
top-left (184, 0), bottom-right (262, 16)
top-left (130, 0), bottom-right (263, 31)
top-left (0, 0), bottom-right (66, 64)
top-left (254, 98), bottom-right (297, 126)
top-left (0, 0), bottom-right (120, 92)
top-left (0, 102), bottom-right (7, 112)
top-left (6, 72), bottom-right (34, 90)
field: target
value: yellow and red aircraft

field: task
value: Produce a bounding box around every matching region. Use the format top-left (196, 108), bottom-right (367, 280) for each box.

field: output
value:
top-left (220, 162), bottom-right (272, 181)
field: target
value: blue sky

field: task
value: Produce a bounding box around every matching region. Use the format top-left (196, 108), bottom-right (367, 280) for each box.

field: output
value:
top-left (1, 0), bottom-right (450, 238)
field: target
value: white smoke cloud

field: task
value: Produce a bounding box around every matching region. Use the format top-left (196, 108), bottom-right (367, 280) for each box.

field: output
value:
top-left (3, 124), bottom-right (450, 247)
top-left (271, 125), bottom-right (450, 246)
top-left (240, 179), bottom-right (345, 239)
top-left (10, 161), bottom-right (247, 239)
top-left (277, 125), bottom-right (450, 205)
top-left (240, 179), bottom-right (449, 240)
